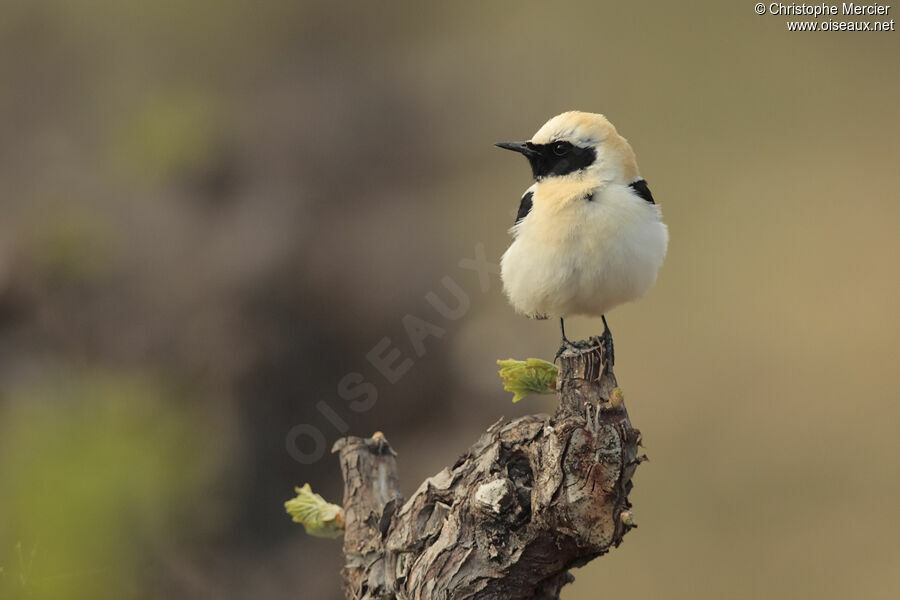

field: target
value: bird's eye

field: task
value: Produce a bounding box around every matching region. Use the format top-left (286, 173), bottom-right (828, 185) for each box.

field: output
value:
top-left (552, 142), bottom-right (570, 156)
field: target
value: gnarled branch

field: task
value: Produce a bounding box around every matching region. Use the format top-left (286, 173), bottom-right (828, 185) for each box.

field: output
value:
top-left (333, 337), bottom-right (642, 600)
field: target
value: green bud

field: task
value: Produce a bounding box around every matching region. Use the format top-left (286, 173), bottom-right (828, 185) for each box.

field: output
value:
top-left (284, 483), bottom-right (345, 538)
top-left (496, 358), bottom-right (558, 403)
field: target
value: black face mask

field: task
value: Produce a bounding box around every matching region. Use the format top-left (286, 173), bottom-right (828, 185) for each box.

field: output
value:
top-left (495, 140), bottom-right (596, 180)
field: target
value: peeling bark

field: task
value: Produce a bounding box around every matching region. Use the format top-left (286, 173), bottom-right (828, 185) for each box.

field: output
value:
top-left (333, 337), bottom-right (642, 600)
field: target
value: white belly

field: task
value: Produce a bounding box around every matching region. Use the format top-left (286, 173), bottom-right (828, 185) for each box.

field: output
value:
top-left (501, 183), bottom-right (668, 319)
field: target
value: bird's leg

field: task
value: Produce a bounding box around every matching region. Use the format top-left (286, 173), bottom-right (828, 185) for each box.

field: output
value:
top-left (555, 317), bottom-right (580, 359)
top-left (600, 315), bottom-right (615, 365)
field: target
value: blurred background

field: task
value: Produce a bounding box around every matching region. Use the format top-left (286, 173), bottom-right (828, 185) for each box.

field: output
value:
top-left (1, 1), bottom-right (898, 598)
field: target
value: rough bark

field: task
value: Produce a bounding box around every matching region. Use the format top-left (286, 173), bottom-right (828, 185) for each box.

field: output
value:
top-left (333, 337), bottom-right (643, 600)
top-left (334, 433), bottom-right (404, 598)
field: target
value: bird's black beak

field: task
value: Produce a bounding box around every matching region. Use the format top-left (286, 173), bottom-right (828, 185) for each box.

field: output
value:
top-left (495, 141), bottom-right (538, 157)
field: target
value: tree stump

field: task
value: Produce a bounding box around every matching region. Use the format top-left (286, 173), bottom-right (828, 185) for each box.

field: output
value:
top-left (333, 337), bottom-right (643, 600)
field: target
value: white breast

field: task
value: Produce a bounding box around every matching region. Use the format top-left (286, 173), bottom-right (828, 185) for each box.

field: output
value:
top-left (500, 182), bottom-right (668, 319)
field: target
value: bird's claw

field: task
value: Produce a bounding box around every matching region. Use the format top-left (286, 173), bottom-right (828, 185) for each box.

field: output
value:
top-left (554, 339), bottom-right (581, 360)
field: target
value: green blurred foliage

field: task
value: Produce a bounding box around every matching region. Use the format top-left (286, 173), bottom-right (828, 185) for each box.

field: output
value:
top-left (0, 373), bottom-right (214, 600)
top-left (108, 91), bottom-right (223, 184)
top-left (21, 205), bottom-right (117, 285)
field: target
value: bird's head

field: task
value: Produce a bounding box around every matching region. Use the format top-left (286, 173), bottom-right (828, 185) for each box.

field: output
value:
top-left (496, 111), bottom-right (639, 184)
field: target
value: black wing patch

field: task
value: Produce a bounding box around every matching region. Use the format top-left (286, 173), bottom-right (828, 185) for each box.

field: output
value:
top-left (515, 190), bottom-right (534, 225)
top-left (629, 179), bottom-right (655, 204)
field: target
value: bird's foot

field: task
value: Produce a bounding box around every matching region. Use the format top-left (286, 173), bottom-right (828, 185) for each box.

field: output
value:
top-left (554, 339), bottom-right (578, 360)
top-left (555, 338), bottom-right (594, 360)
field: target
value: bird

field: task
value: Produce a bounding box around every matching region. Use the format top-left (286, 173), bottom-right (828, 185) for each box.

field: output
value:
top-left (496, 111), bottom-right (668, 359)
